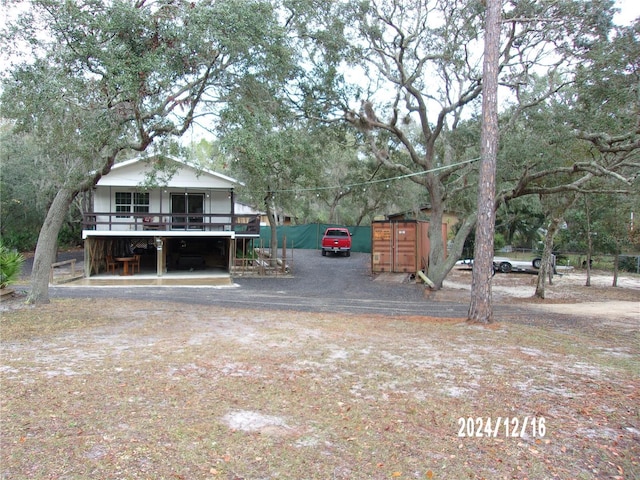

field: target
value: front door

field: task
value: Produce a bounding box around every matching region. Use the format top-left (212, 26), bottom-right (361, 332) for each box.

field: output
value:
top-left (171, 194), bottom-right (204, 230)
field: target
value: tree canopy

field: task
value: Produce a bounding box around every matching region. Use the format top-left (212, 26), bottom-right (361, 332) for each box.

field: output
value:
top-left (280, 0), bottom-right (639, 306)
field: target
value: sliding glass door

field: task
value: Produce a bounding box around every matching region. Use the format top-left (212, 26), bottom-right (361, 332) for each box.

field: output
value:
top-left (171, 194), bottom-right (204, 229)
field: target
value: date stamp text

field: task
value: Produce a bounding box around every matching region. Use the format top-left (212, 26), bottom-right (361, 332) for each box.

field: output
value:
top-left (457, 417), bottom-right (546, 438)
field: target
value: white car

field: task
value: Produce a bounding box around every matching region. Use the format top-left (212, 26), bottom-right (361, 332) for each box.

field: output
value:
top-left (456, 257), bottom-right (542, 273)
top-left (492, 256), bottom-right (541, 273)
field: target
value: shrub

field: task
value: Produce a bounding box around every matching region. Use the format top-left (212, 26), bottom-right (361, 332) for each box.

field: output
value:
top-left (619, 256), bottom-right (639, 273)
top-left (58, 223), bottom-right (82, 248)
top-left (1, 230), bottom-right (39, 251)
top-left (0, 240), bottom-right (26, 289)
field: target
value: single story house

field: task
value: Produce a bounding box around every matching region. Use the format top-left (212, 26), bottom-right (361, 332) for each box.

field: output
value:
top-left (81, 155), bottom-right (260, 282)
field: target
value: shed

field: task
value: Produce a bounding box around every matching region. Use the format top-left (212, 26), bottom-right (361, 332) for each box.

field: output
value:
top-left (371, 220), bottom-right (447, 273)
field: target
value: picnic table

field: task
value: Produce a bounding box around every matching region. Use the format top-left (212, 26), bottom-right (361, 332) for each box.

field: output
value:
top-left (116, 257), bottom-right (136, 276)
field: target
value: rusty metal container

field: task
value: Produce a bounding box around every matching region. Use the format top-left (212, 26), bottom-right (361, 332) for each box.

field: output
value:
top-left (371, 220), bottom-right (446, 273)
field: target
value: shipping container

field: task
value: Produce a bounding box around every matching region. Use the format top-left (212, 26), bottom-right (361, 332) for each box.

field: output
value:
top-left (371, 220), bottom-right (447, 273)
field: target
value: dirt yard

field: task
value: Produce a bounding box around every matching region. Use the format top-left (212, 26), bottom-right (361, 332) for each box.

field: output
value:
top-left (438, 266), bottom-right (640, 324)
top-left (1, 264), bottom-right (638, 479)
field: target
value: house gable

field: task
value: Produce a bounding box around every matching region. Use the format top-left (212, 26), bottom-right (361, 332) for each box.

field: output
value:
top-left (97, 155), bottom-right (239, 190)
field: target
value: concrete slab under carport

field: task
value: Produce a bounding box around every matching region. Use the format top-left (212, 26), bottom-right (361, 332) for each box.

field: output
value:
top-left (56, 268), bottom-right (234, 287)
top-left (82, 230), bottom-right (242, 281)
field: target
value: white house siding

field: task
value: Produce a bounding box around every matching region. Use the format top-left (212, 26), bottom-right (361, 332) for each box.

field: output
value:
top-left (91, 157), bottom-right (238, 232)
top-left (81, 156), bottom-right (261, 281)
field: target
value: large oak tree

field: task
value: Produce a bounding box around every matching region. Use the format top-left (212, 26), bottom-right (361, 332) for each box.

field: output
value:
top-left (1, 0), bottom-right (290, 304)
top-left (293, 0), bottom-right (638, 323)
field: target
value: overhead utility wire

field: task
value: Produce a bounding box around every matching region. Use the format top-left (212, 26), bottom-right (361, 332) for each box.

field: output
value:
top-left (272, 156), bottom-right (481, 194)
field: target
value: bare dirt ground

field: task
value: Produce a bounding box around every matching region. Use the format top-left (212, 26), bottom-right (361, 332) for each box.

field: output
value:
top-left (436, 266), bottom-right (640, 324)
top-left (2, 298), bottom-right (639, 479)
top-left (1, 255), bottom-right (639, 479)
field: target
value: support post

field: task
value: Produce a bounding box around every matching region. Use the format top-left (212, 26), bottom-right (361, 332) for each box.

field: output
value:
top-left (155, 237), bottom-right (164, 277)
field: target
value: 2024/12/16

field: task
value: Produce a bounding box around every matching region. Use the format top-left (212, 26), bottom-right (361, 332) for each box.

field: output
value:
top-left (457, 416), bottom-right (546, 438)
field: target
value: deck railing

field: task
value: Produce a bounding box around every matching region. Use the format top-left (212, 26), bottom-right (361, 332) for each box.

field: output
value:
top-left (82, 212), bottom-right (261, 234)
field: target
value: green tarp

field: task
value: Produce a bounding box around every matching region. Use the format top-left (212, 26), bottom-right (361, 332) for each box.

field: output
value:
top-left (259, 224), bottom-right (372, 253)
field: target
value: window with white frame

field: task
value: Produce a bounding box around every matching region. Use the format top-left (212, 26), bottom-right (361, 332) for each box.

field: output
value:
top-left (115, 192), bottom-right (149, 218)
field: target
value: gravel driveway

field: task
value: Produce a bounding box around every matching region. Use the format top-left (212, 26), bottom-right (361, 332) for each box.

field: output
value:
top-left (17, 248), bottom-right (564, 320)
top-left (13, 248), bottom-right (472, 317)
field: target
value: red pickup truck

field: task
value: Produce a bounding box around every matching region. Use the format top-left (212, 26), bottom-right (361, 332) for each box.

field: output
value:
top-left (321, 227), bottom-right (352, 257)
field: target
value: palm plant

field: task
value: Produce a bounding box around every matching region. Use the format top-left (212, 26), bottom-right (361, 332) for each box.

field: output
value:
top-left (0, 240), bottom-right (25, 289)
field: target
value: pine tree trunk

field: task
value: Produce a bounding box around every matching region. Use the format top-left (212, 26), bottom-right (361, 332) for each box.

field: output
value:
top-left (468, 0), bottom-right (501, 324)
top-left (28, 188), bottom-right (76, 304)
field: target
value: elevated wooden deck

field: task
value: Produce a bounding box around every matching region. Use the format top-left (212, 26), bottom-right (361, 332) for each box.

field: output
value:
top-left (82, 213), bottom-right (260, 236)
